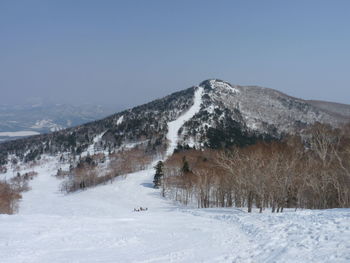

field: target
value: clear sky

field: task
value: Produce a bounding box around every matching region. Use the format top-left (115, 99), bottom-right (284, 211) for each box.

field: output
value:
top-left (1, 0), bottom-right (349, 108)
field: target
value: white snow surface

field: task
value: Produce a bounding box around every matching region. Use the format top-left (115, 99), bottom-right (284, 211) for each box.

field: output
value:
top-left (117, 115), bottom-right (124, 125)
top-left (83, 131), bottom-right (106, 157)
top-left (31, 119), bottom-right (64, 132)
top-left (166, 87), bottom-right (203, 157)
top-left (0, 131), bottom-right (40, 137)
top-left (209, 79), bottom-right (240, 94)
top-left (1, 86), bottom-right (350, 262)
top-left (1, 161), bottom-right (349, 263)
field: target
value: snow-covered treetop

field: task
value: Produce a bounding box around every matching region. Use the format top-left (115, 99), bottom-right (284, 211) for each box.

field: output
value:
top-left (199, 79), bottom-right (240, 94)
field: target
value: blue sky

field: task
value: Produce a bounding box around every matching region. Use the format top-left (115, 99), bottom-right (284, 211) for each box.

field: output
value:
top-left (0, 0), bottom-right (349, 107)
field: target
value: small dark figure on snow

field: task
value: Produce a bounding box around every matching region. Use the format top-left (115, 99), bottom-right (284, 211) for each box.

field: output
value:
top-left (134, 207), bottom-right (148, 212)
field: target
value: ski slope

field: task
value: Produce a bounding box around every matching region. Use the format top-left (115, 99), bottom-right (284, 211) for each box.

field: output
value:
top-left (1, 164), bottom-right (349, 263)
top-left (166, 87), bottom-right (203, 157)
top-left (1, 88), bottom-right (350, 262)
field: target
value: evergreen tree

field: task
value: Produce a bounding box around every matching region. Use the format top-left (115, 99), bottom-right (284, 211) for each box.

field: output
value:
top-left (181, 156), bottom-right (190, 173)
top-left (153, 161), bottom-right (164, 188)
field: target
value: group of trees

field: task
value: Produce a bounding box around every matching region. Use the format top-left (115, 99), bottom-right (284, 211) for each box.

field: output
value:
top-left (0, 181), bottom-right (21, 214)
top-left (0, 171), bottom-right (37, 214)
top-left (157, 123), bottom-right (350, 212)
top-left (60, 148), bottom-right (153, 193)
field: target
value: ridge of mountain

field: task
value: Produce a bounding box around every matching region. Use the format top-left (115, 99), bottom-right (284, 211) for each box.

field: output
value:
top-left (306, 100), bottom-right (350, 119)
top-left (0, 79), bottom-right (349, 165)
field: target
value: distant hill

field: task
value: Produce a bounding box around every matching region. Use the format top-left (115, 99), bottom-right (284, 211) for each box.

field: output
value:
top-left (0, 103), bottom-right (119, 142)
top-left (306, 100), bottom-right (350, 120)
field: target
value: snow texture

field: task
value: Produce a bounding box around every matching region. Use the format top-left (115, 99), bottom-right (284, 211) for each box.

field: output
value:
top-left (166, 87), bottom-right (203, 157)
top-left (210, 79), bottom-right (240, 94)
top-left (0, 131), bottom-right (40, 137)
top-left (84, 131), bottom-right (106, 157)
top-left (116, 115), bottom-right (124, 125)
top-left (1, 158), bottom-right (349, 263)
top-left (31, 119), bottom-right (64, 132)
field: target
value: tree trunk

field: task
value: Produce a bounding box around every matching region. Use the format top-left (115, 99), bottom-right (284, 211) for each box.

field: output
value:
top-left (247, 191), bottom-right (253, 213)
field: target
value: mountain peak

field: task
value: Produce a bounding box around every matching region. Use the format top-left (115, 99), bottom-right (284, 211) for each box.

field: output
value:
top-left (199, 79), bottom-right (240, 93)
top-left (199, 78), bottom-right (226, 88)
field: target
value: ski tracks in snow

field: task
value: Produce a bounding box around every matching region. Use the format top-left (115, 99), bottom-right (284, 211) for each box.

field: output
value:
top-left (182, 208), bottom-right (350, 262)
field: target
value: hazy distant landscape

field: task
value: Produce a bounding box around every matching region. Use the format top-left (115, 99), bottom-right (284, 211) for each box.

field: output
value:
top-left (0, 103), bottom-right (119, 142)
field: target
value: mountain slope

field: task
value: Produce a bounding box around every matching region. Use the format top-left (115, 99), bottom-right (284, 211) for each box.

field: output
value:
top-left (0, 79), bottom-right (349, 165)
top-left (179, 79), bottom-right (348, 148)
top-left (1, 94), bottom-right (349, 262)
top-left (306, 100), bottom-right (350, 120)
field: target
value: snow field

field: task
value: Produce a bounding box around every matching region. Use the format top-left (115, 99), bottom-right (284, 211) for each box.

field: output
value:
top-left (0, 167), bottom-right (252, 263)
top-left (0, 131), bottom-right (40, 137)
top-left (1, 163), bottom-right (349, 262)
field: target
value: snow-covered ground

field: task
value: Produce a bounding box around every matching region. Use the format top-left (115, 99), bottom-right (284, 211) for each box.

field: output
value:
top-left (1, 88), bottom-right (350, 262)
top-left (31, 119), bottom-right (64, 132)
top-left (84, 131), bottom-right (107, 157)
top-left (0, 131), bottom-right (40, 137)
top-left (1, 163), bottom-right (349, 263)
top-left (166, 87), bottom-right (203, 157)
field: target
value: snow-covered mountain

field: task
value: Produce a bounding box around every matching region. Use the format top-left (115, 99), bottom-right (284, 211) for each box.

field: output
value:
top-left (182, 79), bottom-right (349, 148)
top-left (0, 79), bottom-right (349, 165)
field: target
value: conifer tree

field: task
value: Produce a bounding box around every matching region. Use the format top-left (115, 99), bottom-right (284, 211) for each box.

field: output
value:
top-left (153, 161), bottom-right (164, 188)
top-left (181, 156), bottom-right (190, 173)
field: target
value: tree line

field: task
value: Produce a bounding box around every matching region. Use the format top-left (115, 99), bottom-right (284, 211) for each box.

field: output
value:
top-left (59, 148), bottom-right (153, 193)
top-left (158, 123), bottom-right (350, 212)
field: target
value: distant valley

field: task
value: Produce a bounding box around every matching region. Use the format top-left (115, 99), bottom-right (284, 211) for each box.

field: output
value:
top-left (0, 103), bottom-right (119, 142)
